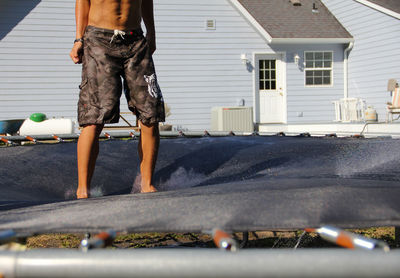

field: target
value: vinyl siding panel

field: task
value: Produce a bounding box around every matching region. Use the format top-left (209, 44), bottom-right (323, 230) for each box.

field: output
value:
top-left (322, 0), bottom-right (400, 121)
top-left (0, 0), bottom-right (78, 121)
top-left (0, 0), bottom-right (347, 130)
top-left (0, 0), bottom-right (272, 130)
top-left (274, 44), bottom-right (344, 123)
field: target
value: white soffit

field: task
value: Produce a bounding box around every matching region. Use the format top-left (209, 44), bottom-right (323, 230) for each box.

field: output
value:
top-left (355, 0), bottom-right (400, 20)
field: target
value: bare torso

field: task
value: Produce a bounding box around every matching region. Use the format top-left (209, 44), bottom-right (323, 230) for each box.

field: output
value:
top-left (88, 0), bottom-right (142, 30)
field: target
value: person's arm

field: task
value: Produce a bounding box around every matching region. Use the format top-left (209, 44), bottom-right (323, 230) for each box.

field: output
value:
top-left (70, 0), bottom-right (90, 64)
top-left (141, 0), bottom-right (156, 55)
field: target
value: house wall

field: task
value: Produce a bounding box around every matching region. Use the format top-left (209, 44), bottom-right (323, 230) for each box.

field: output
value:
top-left (0, 0), bottom-right (348, 130)
top-left (0, 0), bottom-right (79, 122)
top-left (271, 43), bottom-right (345, 123)
top-left (0, 0), bottom-right (269, 130)
top-left (322, 0), bottom-right (400, 121)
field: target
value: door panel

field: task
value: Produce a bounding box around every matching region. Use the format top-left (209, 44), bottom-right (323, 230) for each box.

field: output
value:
top-left (256, 54), bottom-right (285, 123)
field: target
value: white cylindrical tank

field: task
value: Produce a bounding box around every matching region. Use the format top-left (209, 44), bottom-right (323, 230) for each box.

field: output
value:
top-left (364, 106), bottom-right (378, 122)
top-left (19, 118), bottom-right (75, 136)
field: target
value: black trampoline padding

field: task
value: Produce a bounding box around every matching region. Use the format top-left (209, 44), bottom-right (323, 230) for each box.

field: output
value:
top-left (0, 136), bottom-right (399, 235)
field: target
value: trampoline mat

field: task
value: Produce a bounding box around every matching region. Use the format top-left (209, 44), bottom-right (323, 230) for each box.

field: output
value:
top-left (0, 136), bottom-right (399, 235)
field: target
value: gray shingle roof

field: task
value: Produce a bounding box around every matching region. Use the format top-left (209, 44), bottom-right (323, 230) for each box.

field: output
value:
top-left (365, 0), bottom-right (400, 14)
top-left (237, 0), bottom-right (353, 39)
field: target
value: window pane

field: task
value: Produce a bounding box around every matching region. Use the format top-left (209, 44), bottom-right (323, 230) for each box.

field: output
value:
top-left (324, 52), bottom-right (332, 60)
top-left (315, 61), bottom-right (323, 68)
top-left (265, 70), bottom-right (270, 79)
top-left (259, 60), bottom-right (264, 69)
top-left (323, 77), bottom-right (331, 85)
top-left (271, 60), bottom-right (276, 69)
top-left (271, 81), bottom-right (276, 89)
top-left (305, 52), bottom-right (313, 60)
top-left (323, 61), bottom-right (332, 68)
top-left (260, 81), bottom-right (264, 90)
top-left (266, 81), bottom-right (270, 90)
top-left (306, 77), bottom-right (314, 85)
top-left (315, 52), bottom-right (323, 59)
top-left (305, 61), bottom-right (313, 68)
top-left (305, 71), bottom-right (313, 77)
top-left (271, 70), bottom-right (276, 79)
top-left (315, 70), bottom-right (323, 77)
top-left (323, 70), bottom-right (331, 77)
top-left (315, 77), bottom-right (323, 85)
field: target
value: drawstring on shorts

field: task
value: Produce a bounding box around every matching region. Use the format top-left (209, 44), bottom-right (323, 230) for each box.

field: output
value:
top-left (110, 30), bottom-right (126, 43)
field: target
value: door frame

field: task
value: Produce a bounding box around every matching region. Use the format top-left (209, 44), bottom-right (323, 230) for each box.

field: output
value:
top-left (252, 52), bottom-right (287, 124)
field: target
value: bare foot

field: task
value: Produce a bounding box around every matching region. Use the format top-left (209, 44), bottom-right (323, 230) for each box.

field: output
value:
top-left (77, 188), bottom-right (90, 199)
top-left (140, 185), bottom-right (157, 193)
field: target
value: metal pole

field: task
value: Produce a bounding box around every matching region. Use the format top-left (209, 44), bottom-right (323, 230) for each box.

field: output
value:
top-left (1, 249), bottom-right (400, 278)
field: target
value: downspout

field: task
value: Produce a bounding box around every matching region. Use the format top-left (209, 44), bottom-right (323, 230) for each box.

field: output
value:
top-left (343, 42), bottom-right (354, 99)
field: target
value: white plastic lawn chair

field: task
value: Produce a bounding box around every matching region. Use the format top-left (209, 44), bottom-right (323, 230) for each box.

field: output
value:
top-left (386, 79), bottom-right (400, 122)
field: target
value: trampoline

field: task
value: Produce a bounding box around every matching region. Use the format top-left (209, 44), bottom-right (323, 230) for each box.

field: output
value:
top-left (0, 133), bottom-right (399, 236)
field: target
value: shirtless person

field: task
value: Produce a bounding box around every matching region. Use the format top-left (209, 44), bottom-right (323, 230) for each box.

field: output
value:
top-left (69, 0), bottom-right (165, 199)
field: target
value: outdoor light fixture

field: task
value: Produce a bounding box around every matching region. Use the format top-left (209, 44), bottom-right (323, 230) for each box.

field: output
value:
top-left (294, 54), bottom-right (300, 66)
top-left (241, 53), bottom-right (248, 65)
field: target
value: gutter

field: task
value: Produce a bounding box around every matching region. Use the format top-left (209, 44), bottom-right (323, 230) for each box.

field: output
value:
top-left (270, 38), bottom-right (354, 44)
top-left (344, 42), bottom-right (354, 99)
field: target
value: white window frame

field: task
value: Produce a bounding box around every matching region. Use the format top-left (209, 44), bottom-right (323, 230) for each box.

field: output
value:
top-left (304, 51), bottom-right (334, 87)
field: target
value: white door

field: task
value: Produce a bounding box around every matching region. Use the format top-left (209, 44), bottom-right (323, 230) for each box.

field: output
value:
top-left (255, 54), bottom-right (286, 123)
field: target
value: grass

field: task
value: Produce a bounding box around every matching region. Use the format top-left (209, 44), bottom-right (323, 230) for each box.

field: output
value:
top-left (21, 227), bottom-right (398, 250)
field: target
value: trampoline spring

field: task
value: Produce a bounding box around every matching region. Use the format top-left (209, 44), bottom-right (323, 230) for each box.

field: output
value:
top-left (351, 134), bottom-right (365, 139)
top-left (25, 136), bottom-right (37, 143)
top-left (305, 226), bottom-right (390, 252)
top-left (52, 135), bottom-right (64, 142)
top-left (211, 229), bottom-right (238, 252)
top-left (325, 133), bottom-right (337, 138)
top-left (298, 133), bottom-right (311, 138)
top-left (203, 130), bottom-right (210, 137)
top-left (0, 137), bottom-right (17, 146)
top-left (80, 230), bottom-right (117, 252)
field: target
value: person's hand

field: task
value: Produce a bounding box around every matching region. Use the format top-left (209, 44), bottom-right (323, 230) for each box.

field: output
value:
top-left (146, 32), bottom-right (156, 55)
top-left (70, 42), bottom-right (83, 64)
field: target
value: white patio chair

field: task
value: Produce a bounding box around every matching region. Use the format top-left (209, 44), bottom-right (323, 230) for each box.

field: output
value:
top-left (386, 80), bottom-right (400, 122)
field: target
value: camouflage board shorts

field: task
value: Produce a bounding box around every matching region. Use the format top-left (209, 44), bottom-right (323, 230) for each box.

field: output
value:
top-left (78, 25), bottom-right (165, 127)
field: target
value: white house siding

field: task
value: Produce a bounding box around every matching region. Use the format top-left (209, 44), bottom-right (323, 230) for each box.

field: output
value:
top-left (0, 0), bottom-right (79, 121)
top-left (153, 0), bottom-right (271, 130)
top-left (0, 0), bottom-right (347, 130)
top-left (0, 0), bottom-right (271, 130)
top-left (271, 44), bottom-right (345, 123)
top-left (322, 0), bottom-right (400, 121)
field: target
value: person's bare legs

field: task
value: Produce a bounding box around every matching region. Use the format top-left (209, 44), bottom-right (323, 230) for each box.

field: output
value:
top-left (77, 124), bottom-right (104, 199)
top-left (138, 121), bottom-right (160, 193)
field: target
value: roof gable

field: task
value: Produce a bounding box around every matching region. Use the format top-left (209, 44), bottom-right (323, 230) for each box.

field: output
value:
top-left (232, 0), bottom-right (353, 43)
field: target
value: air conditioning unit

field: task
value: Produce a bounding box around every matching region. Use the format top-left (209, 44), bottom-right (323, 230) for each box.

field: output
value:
top-left (211, 107), bottom-right (254, 132)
